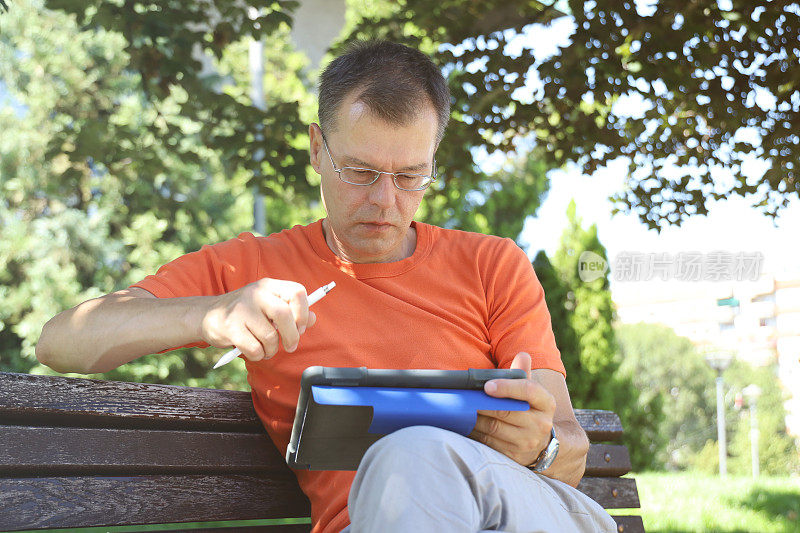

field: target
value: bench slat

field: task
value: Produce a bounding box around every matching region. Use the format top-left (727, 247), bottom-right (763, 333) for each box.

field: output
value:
top-left (0, 474), bottom-right (311, 531)
top-left (611, 515), bottom-right (645, 533)
top-left (0, 475), bottom-right (639, 531)
top-left (0, 426), bottom-right (281, 475)
top-left (586, 444), bottom-right (631, 477)
top-left (0, 426), bottom-right (630, 477)
top-left (575, 409), bottom-right (623, 441)
top-left (576, 477), bottom-right (640, 509)
top-left (0, 372), bottom-right (260, 432)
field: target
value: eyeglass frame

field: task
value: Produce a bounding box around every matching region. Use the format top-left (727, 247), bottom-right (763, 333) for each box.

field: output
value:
top-left (320, 131), bottom-right (437, 192)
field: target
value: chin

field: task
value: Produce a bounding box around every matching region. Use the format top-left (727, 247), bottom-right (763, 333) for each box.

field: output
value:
top-left (347, 238), bottom-right (400, 262)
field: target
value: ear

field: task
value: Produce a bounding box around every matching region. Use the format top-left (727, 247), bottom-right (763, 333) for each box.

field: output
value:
top-left (309, 123), bottom-right (323, 174)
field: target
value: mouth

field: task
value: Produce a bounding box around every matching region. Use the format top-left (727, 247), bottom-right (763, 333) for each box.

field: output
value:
top-left (359, 221), bottom-right (394, 231)
top-left (360, 221), bottom-right (393, 226)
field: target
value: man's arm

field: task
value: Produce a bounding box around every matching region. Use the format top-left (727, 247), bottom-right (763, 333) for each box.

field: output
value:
top-left (469, 353), bottom-right (589, 488)
top-left (36, 279), bottom-right (315, 375)
top-left (37, 288), bottom-right (204, 374)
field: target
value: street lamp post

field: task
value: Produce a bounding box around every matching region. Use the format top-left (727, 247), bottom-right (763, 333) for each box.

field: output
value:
top-left (248, 7), bottom-right (267, 236)
top-left (743, 384), bottom-right (761, 479)
top-left (705, 350), bottom-right (733, 478)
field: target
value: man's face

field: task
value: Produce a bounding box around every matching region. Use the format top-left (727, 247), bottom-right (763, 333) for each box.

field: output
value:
top-left (310, 94), bottom-right (439, 263)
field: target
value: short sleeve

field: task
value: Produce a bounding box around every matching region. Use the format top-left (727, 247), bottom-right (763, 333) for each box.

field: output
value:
top-left (484, 239), bottom-right (565, 377)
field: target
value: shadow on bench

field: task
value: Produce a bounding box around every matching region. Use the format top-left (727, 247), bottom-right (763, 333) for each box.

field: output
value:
top-left (0, 372), bottom-right (643, 532)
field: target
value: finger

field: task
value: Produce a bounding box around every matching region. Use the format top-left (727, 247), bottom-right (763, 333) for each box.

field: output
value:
top-left (472, 412), bottom-right (526, 442)
top-left (307, 310), bottom-right (317, 329)
top-left (233, 328), bottom-right (266, 362)
top-left (473, 411), bottom-right (552, 451)
top-left (485, 378), bottom-right (556, 415)
top-left (261, 293), bottom-right (301, 352)
top-left (468, 427), bottom-right (523, 460)
top-left (279, 283), bottom-right (310, 333)
top-left (265, 280), bottom-right (310, 332)
top-left (245, 318), bottom-right (279, 359)
top-left (475, 408), bottom-right (528, 427)
top-left (510, 351), bottom-right (532, 379)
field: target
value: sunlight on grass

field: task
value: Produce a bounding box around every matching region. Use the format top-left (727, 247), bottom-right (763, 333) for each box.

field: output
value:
top-left (616, 472), bottom-right (800, 533)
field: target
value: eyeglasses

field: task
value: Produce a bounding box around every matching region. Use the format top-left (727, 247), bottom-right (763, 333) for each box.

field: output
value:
top-left (321, 133), bottom-right (437, 191)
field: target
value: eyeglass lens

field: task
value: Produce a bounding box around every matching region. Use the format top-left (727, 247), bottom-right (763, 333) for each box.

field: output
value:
top-left (339, 168), bottom-right (432, 191)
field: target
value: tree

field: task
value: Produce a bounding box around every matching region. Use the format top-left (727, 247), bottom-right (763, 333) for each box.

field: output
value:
top-left (418, 149), bottom-right (551, 241)
top-left (6, 0), bottom-right (798, 227)
top-left (532, 251), bottom-right (582, 381)
top-left (338, 0), bottom-right (800, 229)
top-left (545, 201), bottom-right (657, 470)
top-left (44, 0), bottom-right (313, 200)
top-left (615, 322), bottom-right (715, 470)
top-left (551, 201), bottom-right (618, 404)
top-left (0, 1), bottom-right (321, 389)
top-left (725, 360), bottom-right (799, 476)
top-left (617, 322), bottom-right (799, 475)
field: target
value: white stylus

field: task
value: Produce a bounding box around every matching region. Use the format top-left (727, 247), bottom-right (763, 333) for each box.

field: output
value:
top-left (212, 281), bottom-right (336, 369)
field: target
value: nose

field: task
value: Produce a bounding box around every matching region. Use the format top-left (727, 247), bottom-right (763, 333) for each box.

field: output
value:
top-left (367, 172), bottom-right (397, 209)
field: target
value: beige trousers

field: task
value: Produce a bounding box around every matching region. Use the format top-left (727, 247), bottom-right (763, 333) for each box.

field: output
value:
top-left (340, 425), bottom-right (617, 533)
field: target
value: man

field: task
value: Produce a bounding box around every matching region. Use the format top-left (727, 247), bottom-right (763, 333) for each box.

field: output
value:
top-left (36, 40), bottom-right (616, 532)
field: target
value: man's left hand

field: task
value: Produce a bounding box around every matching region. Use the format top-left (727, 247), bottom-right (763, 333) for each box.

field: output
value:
top-left (468, 352), bottom-right (557, 468)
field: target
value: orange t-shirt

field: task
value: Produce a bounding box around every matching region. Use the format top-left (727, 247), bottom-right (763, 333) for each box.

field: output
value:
top-left (131, 219), bottom-right (564, 533)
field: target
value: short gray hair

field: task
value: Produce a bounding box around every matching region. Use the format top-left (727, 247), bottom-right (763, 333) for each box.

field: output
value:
top-left (318, 40), bottom-right (450, 144)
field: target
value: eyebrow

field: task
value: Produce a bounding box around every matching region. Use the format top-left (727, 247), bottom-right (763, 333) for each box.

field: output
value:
top-left (342, 155), bottom-right (430, 173)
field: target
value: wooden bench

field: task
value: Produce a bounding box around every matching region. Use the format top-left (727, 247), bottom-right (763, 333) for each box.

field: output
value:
top-left (0, 371), bottom-right (643, 532)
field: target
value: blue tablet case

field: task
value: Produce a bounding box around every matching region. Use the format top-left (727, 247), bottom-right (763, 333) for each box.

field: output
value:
top-left (286, 366), bottom-right (529, 471)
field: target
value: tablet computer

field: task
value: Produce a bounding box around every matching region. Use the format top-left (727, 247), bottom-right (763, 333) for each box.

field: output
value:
top-left (286, 366), bottom-right (529, 471)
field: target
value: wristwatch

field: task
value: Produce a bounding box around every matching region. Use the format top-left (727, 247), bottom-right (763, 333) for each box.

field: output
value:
top-left (529, 428), bottom-right (559, 472)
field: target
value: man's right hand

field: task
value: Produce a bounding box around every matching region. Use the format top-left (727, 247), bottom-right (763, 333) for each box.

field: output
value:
top-left (36, 278), bottom-right (319, 375)
top-left (199, 278), bottom-right (317, 362)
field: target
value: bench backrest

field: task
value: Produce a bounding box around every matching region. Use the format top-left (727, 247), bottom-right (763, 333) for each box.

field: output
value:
top-left (0, 371), bottom-right (642, 532)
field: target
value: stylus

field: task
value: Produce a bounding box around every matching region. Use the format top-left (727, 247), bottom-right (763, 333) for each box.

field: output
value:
top-left (212, 281), bottom-right (337, 369)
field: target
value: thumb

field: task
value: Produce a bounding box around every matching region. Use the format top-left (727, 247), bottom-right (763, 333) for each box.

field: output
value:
top-left (511, 352), bottom-right (532, 380)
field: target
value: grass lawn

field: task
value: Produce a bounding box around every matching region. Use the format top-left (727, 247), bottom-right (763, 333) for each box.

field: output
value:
top-left (616, 472), bottom-right (800, 533)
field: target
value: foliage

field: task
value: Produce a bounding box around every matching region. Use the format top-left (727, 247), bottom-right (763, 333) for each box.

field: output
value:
top-left (550, 201), bottom-right (619, 403)
top-left (0, 1), bottom-right (321, 389)
top-left (418, 149), bottom-right (550, 240)
top-left (3, 0), bottom-right (797, 231)
top-left (541, 201), bottom-right (658, 470)
top-left (340, 0), bottom-right (800, 229)
top-left (616, 322), bottom-right (716, 470)
top-left (42, 0), bottom-right (313, 200)
top-left (616, 322), bottom-right (799, 475)
top-left (532, 251), bottom-right (581, 380)
top-left (725, 360), bottom-right (800, 476)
